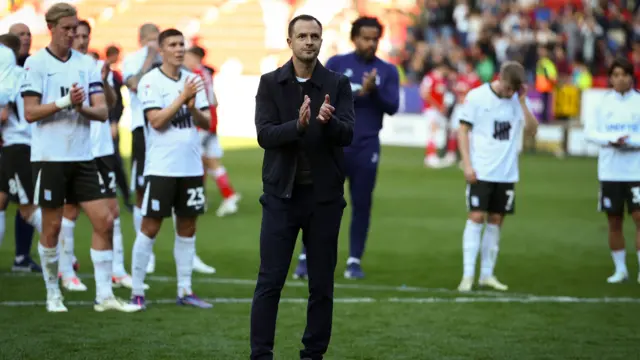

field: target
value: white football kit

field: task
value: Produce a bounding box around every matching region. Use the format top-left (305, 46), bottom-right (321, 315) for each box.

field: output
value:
top-left (22, 48), bottom-right (102, 162)
top-left (585, 89), bottom-right (640, 216)
top-left (3, 66), bottom-right (31, 147)
top-left (90, 59), bottom-right (115, 158)
top-left (586, 90), bottom-right (640, 182)
top-left (139, 68), bottom-right (207, 177)
top-left (459, 83), bottom-right (528, 184)
top-left (0, 44), bottom-right (20, 107)
top-left (123, 46), bottom-right (160, 132)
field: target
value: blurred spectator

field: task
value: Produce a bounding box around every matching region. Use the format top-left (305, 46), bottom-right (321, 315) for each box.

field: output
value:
top-left (572, 56), bottom-right (593, 90)
top-left (400, 0), bottom-right (640, 87)
top-left (535, 45), bottom-right (556, 122)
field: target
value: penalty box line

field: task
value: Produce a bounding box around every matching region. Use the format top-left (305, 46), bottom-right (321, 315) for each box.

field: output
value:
top-left (2, 296), bottom-right (640, 307)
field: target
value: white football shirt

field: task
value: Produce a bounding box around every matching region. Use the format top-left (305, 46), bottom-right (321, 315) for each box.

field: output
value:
top-left (138, 68), bottom-right (208, 177)
top-left (459, 83), bottom-right (529, 183)
top-left (585, 90), bottom-right (640, 181)
top-left (90, 59), bottom-right (115, 158)
top-left (21, 48), bottom-right (103, 162)
top-left (123, 46), bottom-right (160, 131)
top-left (0, 44), bottom-right (19, 107)
top-left (3, 66), bottom-right (31, 146)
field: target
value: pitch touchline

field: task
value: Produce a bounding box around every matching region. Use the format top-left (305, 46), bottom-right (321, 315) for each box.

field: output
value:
top-left (2, 296), bottom-right (640, 307)
top-left (0, 272), bottom-right (520, 298)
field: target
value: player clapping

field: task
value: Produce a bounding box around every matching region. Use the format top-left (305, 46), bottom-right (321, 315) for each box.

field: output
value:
top-left (130, 29), bottom-right (212, 309)
top-left (21, 2), bottom-right (141, 312)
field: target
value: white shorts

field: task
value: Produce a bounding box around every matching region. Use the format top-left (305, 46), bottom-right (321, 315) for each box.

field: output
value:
top-left (199, 130), bottom-right (223, 159)
top-left (423, 108), bottom-right (447, 127)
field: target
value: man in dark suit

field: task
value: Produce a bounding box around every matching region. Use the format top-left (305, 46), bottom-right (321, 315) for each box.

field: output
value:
top-left (250, 14), bottom-right (355, 360)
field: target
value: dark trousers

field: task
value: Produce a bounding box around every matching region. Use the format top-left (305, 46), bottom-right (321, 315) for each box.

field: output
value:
top-left (299, 141), bottom-right (379, 261)
top-left (344, 141), bottom-right (379, 260)
top-left (250, 185), bottom-right (345, 360)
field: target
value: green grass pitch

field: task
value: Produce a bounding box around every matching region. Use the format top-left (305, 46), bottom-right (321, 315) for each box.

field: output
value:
top-left (0, 146), bottom-right (639, 359)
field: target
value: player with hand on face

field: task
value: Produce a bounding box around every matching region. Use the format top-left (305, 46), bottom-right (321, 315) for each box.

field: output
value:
top-left (456, 61), bottom-right (538, 292)
top-left (21, 2), bottom-right (142, 312)
top-left (585, 57), bottom-right (640, 284)
top-left (130, 29), bottom-right (213, 309)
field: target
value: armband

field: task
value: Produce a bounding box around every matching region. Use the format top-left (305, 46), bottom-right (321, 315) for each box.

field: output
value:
top-left (54, 94), bottom-right (72, 109)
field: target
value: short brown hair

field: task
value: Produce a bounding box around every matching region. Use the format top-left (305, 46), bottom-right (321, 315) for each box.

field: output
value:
top-left (45, 2), bottom-right (77, 26)
top-left (499, 61), bottom-right (525, 89)
top-left (187, 46), bottom-right (205, 59)
top-left (0, 33), bottom-right (20, 58)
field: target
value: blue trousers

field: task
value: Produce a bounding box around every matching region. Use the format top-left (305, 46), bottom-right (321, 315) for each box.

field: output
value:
top-left (300, 141), bottom-right (379, 260)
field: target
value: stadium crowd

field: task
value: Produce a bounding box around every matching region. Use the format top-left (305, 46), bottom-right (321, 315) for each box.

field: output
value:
top-left (397, 0), bottom-right (640, 91)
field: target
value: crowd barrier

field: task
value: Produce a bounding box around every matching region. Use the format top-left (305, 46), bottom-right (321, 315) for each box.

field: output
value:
top-left (117, 76), bottom-right (607, 158)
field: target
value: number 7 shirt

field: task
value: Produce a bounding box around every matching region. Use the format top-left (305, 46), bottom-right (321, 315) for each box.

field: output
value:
top-left (459, 83), bottom-right (531, 183)
top-left (138, 67), bottom-right (209, 178)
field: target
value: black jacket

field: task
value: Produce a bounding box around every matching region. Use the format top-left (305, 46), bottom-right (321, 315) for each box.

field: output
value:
top-left (254, 59), bottom-right (355, 202)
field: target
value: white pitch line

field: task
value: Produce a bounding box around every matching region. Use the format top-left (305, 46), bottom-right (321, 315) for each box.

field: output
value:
top-left (1, 272), bottom-right (516, 297)
top-left (2, 296), bottom-right (640, 307)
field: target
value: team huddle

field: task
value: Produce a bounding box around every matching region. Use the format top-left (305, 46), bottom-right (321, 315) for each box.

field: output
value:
top-left (0, 2), bottom-right (240, 312)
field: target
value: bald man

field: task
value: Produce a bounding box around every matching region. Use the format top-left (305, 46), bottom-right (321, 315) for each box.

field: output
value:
top-left (8, 23), bottom-right (31, 66)
top-left (7, 23), bottom-right (39, 273)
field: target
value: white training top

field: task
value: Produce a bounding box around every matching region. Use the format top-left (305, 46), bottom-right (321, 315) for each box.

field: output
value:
top-left (3, 66), bottom-right (31, 146)
top-left (138, 67), bottom-right (208, 177)
top-left (585, 90), bottom-right (640, 182)
top-left (90, 59), bottom-right (115, 158)
top-left (21, 48), bottom-right (103, 162)
top-left (459, 83), bottom-right (529, 183)
top-left (123, 46), bottom-right (160, 131)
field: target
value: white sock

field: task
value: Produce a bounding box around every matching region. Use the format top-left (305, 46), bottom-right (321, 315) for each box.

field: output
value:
top-left (462, 220), bottom-right (483, 278)
top-left (298, 253), bottom-right (306, 261)
top-left (480, 223), bottom-right (501, 279)
top-left (90, 249), bottom-right (114, 301)
top-left (611, 249), bottom-right (627, 274)
top-left (131, 231), bottom-right (155, 296)
top-left (58, 218), bottom-right (76, 280)
top-left (38, 242), bottom-right (60, 295)
top-left (27, 208), bottom-right (42, 234)
top-left (637, 250), bottom-right (640, 271)
top-left (0, 211), bottom-right (5, 248)
top-left (133, 206), bottom-right (142, 234)
top-left (174, 235), bottom-right (196, 298)
top-left (112, 217), bottom-right (127, 277)
top-left (347, 257), bottom-right (360, 265)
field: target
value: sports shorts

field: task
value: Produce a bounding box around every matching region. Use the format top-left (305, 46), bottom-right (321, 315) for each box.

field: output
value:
top-left (199, 130), bottom-right (223, 159)
top-left (141, 175), bottom-right (206, 218)
top-left (598, 181), bottom-right (640, 215)
top-left (466, 180), bottom-right (516, 215)
top-left (32, 160), bottom-right (104, 208)
top-left (95, 154), bottom-right (117, 198)
top-left (130, 127), bottom-right (146, 192)
top-left (0, 144), bottom-right (34, 204)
